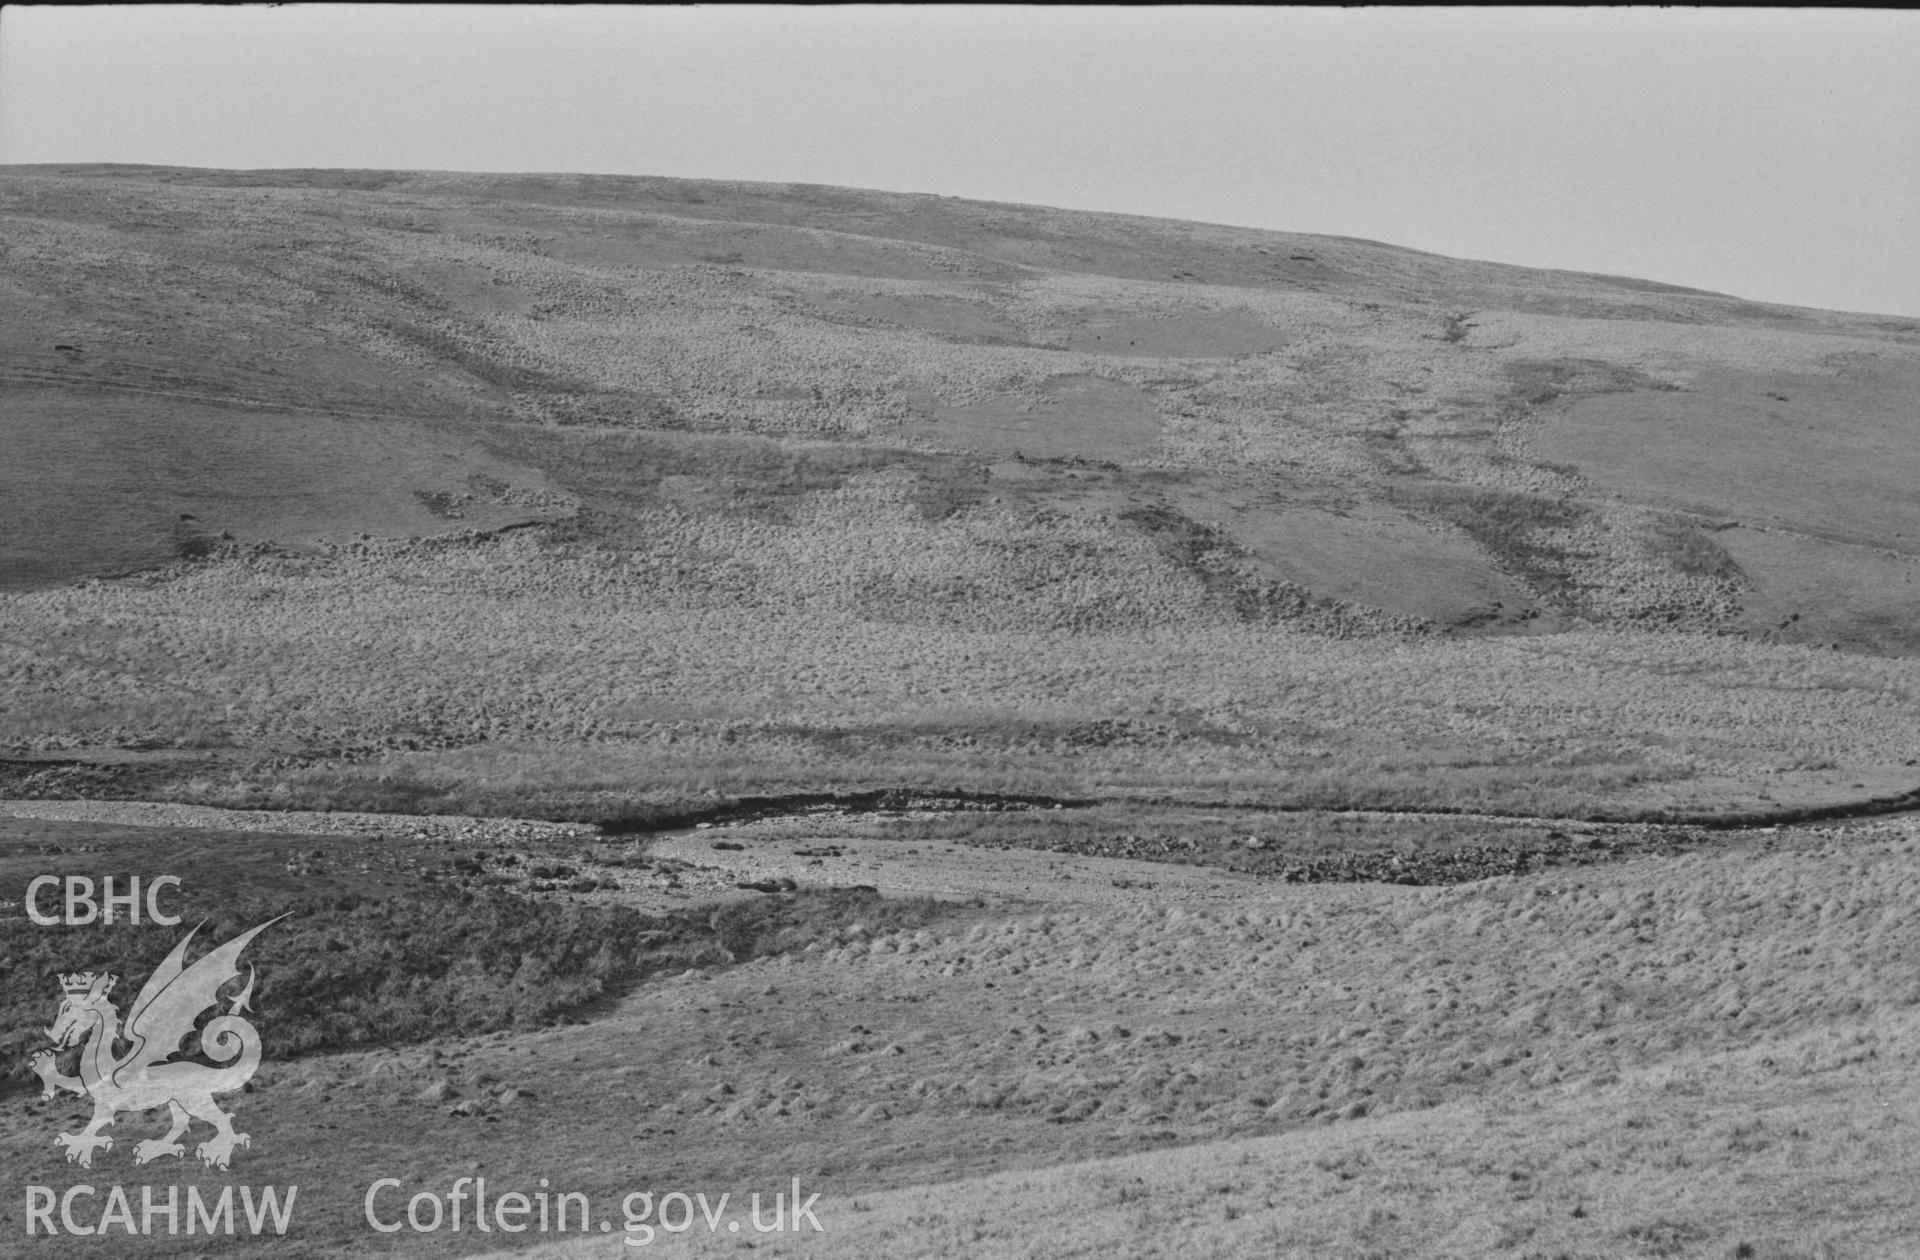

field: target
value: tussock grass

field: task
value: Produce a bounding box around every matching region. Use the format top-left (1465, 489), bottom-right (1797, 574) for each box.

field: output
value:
top-left (3, 526), bottom-right (1914, 821)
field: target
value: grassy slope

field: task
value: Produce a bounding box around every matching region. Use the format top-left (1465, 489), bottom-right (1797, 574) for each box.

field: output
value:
top-left (529, 1032), bottom-right (1920, 1260)
top-left (5, 166), bottom-right (1918, 1258)
top-left (2, 165), bottom-right (1918, 822)
top-left (485, 817), bottom-right (1920, 1260)
top-left (7, 812), bottom-right (1912, 1258)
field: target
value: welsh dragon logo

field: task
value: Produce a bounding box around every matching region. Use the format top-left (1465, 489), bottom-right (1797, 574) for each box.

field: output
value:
top-left (28, 916), bottom-right (284, 1170)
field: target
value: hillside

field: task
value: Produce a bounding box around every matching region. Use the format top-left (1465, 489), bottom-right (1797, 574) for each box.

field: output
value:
top-left (4, 166), bottom-right (1920, 1259)
top-left (2, 165), bottom-right (1917, 823)
top-left (4, 799), bottom-right (1915, 1259)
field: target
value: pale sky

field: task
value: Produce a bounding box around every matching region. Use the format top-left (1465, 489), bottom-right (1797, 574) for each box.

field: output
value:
top-left (2, 5), bottom-right (1917, 317)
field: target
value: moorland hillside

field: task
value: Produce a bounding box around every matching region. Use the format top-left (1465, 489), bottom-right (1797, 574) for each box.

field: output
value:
top-left (2, 166), bottom-right (1916, 822)
top-left (4, 169), bottom-right (1920, 1259)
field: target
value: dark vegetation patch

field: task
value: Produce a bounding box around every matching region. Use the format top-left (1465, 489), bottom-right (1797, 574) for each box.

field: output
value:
top-left (0, 758), bottom-right (1066, 832)
top-left (1120, 504), bottom-right (1415, 633)
top-left (171, 534), bottom-right (221, 561)
top-left (480, 425), bottom-right (905, 530)
top-left (1499, 357), bottom-right (1676, 412)
top-left (1, 886), bottom-right (952, 1090)
top-left (0, 816), bottom-right (960, 1090)
top-left (0, 757), bottom-right (227, 803)
top-left (481, 425), bottom-right (1117, 538)
top-left (1639, 517), bottom-right (1743, 582)
top-left (1438, 311), bottom-right (1474, 344)
top-left (1398, 484), bottom-right (1590, 605)
top-left (866, 806), bottom-right (1714, 885)
top-left (412, 488), bottom-right (467, 519)
top-left (602, 788), bottom-right (1084, 835)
